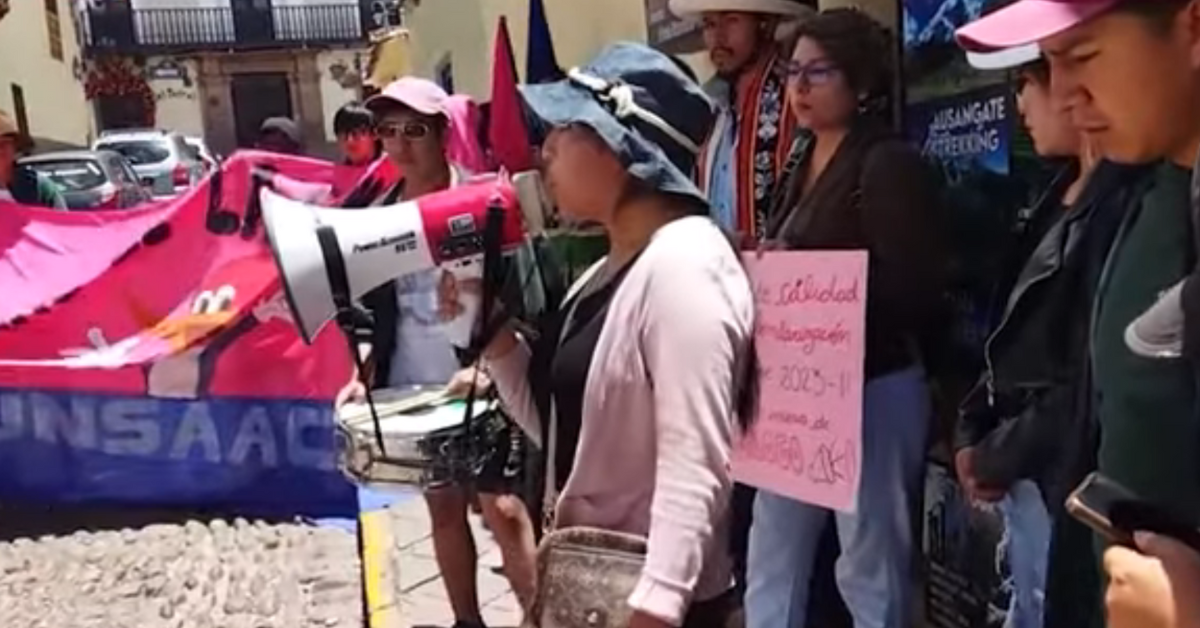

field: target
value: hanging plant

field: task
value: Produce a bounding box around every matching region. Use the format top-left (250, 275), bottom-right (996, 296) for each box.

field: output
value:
top-left (84, 56), bottom-right (156, 127)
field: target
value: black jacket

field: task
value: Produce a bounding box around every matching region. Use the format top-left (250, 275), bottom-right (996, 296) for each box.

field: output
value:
top-left (767, 122), bottom-right (948, 379)
top-left (955, 161), bottom-right (1153, 510)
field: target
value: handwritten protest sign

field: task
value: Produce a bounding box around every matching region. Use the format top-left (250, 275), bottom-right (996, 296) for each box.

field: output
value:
top-left (733, 250), bottom-right (868, 513)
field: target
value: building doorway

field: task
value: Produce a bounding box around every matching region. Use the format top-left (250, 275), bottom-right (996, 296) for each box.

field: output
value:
top-left (230, 72), bottom-right (291, 148)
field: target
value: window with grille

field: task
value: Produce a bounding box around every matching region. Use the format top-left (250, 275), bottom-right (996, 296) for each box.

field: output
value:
top-left (44, 0), bottom-right (63, 61)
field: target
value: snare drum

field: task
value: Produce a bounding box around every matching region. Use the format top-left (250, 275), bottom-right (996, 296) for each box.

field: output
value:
top-left (337, 387), bottom-right (503, 488)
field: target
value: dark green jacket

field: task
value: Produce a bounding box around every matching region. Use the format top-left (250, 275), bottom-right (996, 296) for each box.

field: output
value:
top-left (1074, 162), bottom-right (1200, 628)
top-left (1092, 162), bottom-right (1200, 517)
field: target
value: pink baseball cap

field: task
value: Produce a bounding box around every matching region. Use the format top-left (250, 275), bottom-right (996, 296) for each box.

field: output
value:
top-left (365, 76), bottom-right (450, 117)
top-left (956, 0), bottom-right (1120, 52)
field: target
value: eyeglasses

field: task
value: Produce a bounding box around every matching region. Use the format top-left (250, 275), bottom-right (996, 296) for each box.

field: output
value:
top-left (781, 61), bottom-right (841, 87)
top-left (376, 121), bottom-right (433, 141)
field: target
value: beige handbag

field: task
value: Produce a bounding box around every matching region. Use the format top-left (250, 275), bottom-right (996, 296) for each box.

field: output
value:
top-left (528, 527), bottom-right (647, 628)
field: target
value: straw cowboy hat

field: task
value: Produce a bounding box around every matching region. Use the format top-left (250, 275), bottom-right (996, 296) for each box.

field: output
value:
top-left (668, 0), bottom-right (815, 18)
top-left (669, 0), bottom-right (815, 44)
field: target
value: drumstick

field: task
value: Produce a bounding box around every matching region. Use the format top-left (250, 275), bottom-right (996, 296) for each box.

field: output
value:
top-left (338, 388), bottom-right (493, 426)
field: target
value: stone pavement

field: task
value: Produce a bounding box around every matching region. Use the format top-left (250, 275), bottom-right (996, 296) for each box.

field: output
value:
top-left (376, 490), bottom-right (523, 628)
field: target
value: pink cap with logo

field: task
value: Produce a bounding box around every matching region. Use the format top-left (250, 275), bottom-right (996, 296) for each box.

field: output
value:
top-left (365, 76), bottom-right (450, 117)
top-left (956, 0), bottom-right (1120, 52)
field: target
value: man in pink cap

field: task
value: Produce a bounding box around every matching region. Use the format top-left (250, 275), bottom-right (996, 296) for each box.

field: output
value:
top-left (958, 2), bottom-right (1200, 627)
top-left (957, 1), bottom-right (1198, 167)
top-left (335, 76), bottom-right (539, 628)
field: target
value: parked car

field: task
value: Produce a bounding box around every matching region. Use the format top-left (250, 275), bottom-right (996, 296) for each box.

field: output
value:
top-left (184, 135), bottom-right (219, 173)
top-left (18, 150), bottom-right (152, 210)
top-left (93, 129), bottom-right (204, 198)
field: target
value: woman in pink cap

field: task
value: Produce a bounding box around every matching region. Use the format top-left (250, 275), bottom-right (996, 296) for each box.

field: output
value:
top-left (335, 76), bottom-right (540, 628)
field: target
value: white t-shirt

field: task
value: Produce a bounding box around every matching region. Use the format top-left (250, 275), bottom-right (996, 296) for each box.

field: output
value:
top-left (387, 269), bottom-right (461, 387)
top-left (379, 166), bottom-right (465, 388)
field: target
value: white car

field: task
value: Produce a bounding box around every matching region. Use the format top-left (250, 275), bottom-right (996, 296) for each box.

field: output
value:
top-left (93, 129), bottom-right (204, 198)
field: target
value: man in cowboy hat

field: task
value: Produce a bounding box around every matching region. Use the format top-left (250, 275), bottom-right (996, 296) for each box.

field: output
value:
top-left (668, 0), bottom-right (815, 241)
top-left (0, 110), bottom-right (65, 209)
top-left (667, 0), bottom-right (814, 599)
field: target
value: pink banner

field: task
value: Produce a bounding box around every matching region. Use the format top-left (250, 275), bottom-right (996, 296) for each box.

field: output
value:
top-left (0, 150), bottom-right (399, 398)
top-left (0, 151), bottom-right (402, 512)
top-left (732, 250), bottom-right (869, 513)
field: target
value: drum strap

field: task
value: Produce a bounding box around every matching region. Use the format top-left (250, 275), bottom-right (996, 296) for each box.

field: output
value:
top-left (455, 203), bottom-right (511, 479)
top-left (317, 223), bottom-right (388, 455)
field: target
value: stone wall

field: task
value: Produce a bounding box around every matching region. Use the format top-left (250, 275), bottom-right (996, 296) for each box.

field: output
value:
top-left (196, 49), bottom-right (326, 157)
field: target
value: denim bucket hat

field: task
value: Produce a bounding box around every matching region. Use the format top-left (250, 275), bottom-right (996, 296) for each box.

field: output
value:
top-left (518, 42), bottom-right (715, 205)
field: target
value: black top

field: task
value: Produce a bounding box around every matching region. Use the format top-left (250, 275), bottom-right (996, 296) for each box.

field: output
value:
top-left (546, 260), bottom-right (637, 491)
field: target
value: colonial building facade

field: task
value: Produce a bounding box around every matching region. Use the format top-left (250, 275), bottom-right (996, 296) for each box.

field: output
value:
top-left (78, 0), bottom-right (387, 157)
top-left (0, 0), bottom-right (95, 150)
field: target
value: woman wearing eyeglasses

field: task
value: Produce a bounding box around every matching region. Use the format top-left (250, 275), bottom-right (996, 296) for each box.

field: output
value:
top-left (743, 10), bottom-right (947, 628)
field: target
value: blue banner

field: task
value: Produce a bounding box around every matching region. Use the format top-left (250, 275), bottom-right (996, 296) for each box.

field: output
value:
top-left (0, 151), bottom-right (368, 516)
top-left (0, 389), bottom-right (356, 517)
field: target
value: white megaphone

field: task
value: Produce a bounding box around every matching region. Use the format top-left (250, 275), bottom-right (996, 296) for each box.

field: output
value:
top-left (262, 172), bottom-right (543, 347)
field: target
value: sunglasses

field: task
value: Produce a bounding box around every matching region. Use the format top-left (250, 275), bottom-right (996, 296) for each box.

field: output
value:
top-left (376, 121), bottom-right (433, 141)
top-left (781, 61), bottom-right (841, 87)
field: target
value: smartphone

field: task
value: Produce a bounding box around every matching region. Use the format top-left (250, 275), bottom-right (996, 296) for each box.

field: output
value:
top-left (1066, 472), bottom-right (1200, 553)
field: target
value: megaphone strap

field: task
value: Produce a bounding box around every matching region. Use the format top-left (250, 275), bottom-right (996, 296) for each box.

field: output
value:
top-left (317, 224), bottom-right (389, 455)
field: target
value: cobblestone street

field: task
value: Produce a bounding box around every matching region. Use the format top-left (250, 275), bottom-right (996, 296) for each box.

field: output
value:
top-left (0, 489), bottom-right (520, 628)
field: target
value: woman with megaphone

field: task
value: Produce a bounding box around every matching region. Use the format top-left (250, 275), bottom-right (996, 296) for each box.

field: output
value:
top-left (453, 43), bottom-right (756, 628)
top-left (332, 76), bottom-right (539, 628)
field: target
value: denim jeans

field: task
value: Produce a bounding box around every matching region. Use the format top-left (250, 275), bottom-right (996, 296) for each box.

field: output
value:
top-left (745, 366), bottom-right (930, 628)
top-left (999, 480), bottom-right (1051, 628)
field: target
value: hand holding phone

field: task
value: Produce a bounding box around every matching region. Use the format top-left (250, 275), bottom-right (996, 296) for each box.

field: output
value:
top-left (1066, 472), bottom-right (1200, 554)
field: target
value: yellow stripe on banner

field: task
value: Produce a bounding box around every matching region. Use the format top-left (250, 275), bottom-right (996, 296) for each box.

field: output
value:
top-left (360, 509), bottom-right (400, 628)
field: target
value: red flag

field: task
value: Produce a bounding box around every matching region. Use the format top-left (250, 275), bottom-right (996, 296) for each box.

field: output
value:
top-left (488, 17), bottom-right (535, 172)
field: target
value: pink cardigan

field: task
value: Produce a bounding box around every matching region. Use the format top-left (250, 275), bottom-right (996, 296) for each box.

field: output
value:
top-left (486, 216), bottom-right (755, 626)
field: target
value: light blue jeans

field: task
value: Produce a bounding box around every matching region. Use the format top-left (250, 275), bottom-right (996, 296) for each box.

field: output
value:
top-left (999, 480), bottom-right (1051, 628)
top-left (745, 366), bottom-right (930, 628)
